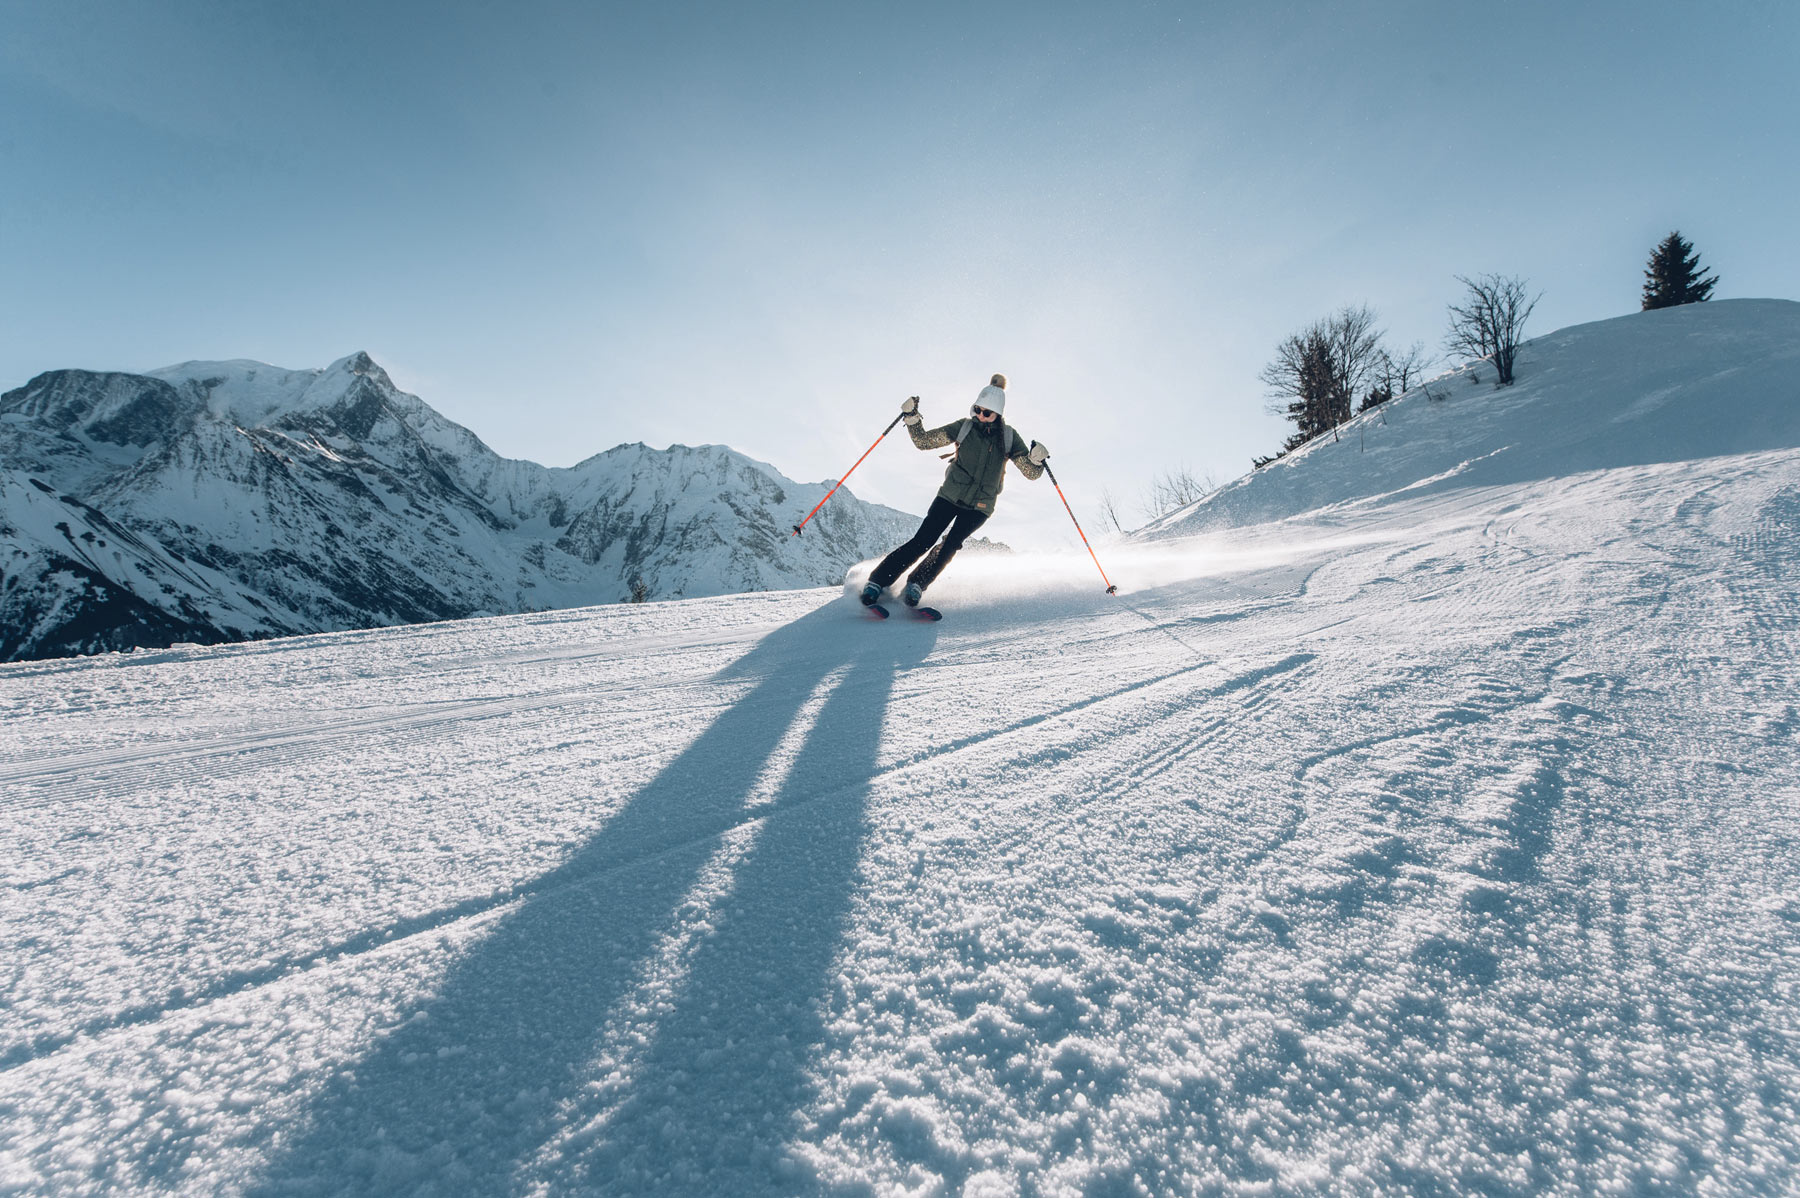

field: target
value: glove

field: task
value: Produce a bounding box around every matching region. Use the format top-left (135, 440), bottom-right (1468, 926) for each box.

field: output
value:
top-left (1028, 441), bottom-right (1050, 465)
top-left (901, 396), bottom-right (922, 426)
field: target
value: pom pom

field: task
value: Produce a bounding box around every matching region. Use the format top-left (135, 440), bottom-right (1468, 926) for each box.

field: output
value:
top-left (990, 373), bottom-right (1007, 389)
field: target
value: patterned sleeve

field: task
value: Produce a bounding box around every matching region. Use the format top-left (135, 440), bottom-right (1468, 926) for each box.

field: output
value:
top-left (1009, 432), bottom-right (1045, 480)
top-left (907, 420), bottom-right (957, 451)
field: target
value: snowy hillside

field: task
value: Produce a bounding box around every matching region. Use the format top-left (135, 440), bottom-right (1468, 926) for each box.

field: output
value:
top-left (1143, 298), bottom-right (1800, 536)
top-left (0, 353), bottom-right (918, 661)
top-left (4, 302), bottom-right (1800, 1196)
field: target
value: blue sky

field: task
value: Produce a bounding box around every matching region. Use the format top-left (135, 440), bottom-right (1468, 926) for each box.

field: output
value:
top-left (3, 0), bottom-right (1795, 548)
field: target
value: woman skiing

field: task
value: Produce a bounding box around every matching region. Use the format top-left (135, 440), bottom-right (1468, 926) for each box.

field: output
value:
top-left (861, 373), bottom-right (1050, 610)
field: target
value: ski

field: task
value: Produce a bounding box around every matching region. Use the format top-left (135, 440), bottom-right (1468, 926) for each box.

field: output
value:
top-left (856, 586), bottom-right (937, 621)
top-left (859, 601), bottom-right (938, 621)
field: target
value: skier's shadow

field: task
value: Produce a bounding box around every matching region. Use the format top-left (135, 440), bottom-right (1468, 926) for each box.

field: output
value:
top-left (254, 605), bottom-right (934, 1195)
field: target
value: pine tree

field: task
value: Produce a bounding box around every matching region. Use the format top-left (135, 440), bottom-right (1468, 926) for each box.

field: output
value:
top-left (1260, 305), bottom-right (1384, 452)
top-left (1641, 231), bottom-right (1719, 310)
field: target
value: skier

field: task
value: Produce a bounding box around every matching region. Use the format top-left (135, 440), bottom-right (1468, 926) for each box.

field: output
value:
top-left (861, 373), bottom-right (1050, 610)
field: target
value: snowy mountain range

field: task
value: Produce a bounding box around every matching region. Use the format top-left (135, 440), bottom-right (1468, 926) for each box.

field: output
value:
top-left (6, 300), bottom-right (1800, 1195)
top-left (0, 352), bottom-right (920, 661)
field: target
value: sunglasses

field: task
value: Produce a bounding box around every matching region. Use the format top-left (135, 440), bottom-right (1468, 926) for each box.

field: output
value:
top-left (973, 407), bottom-right (998, 419)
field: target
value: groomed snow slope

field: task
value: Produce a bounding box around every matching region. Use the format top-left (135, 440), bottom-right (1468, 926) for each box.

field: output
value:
top-left (4, 304), bottom-right (1800, 1196)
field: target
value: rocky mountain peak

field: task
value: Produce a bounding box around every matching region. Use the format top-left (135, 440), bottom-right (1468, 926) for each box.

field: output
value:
top-left (330, 351), bottom-right (394, 391)
top-left (1, 353), bottom-right (922, 661)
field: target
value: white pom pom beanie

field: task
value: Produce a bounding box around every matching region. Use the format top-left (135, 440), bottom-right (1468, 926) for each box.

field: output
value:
top-left (974, 372), bottom-right (1008, 417)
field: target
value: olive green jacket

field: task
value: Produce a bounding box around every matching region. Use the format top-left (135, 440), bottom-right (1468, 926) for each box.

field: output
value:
top-left (906, 414), bottom-right (1044, 513)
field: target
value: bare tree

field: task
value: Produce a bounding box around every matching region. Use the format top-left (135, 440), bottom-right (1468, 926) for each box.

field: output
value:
top-left (1260, 305), bottom-right (1386, 446)
top-left (1139, 466), bottom-right (1214, 521)
top-left (1360, 340), bottom-right (1432, 413)
top-left (1444, 274), bottom-right (1540, 386)
top-left (1096, 487), bottom-right (1129, 535)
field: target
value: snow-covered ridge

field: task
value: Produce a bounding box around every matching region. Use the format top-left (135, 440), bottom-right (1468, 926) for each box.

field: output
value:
top-left (148, 355), bottom-right (373, 425)
top-left (0, 352), bottom-right (919, 661)
top-left (1142, 298), bottom-right (1800, 536)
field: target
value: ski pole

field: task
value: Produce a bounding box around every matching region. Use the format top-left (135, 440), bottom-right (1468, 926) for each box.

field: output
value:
top-left (1041, 458), bottom-right (1118, 595)
top-left (793, 412), bottom-right (905, 536)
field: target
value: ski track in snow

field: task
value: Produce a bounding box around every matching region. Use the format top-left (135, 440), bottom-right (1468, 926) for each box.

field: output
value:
top-left (4, 452), bottom-right (1800, 1196)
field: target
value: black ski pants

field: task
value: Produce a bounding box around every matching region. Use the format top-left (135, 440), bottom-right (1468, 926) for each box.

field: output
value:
top-left (870, 496), bottom-right (989, 593)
